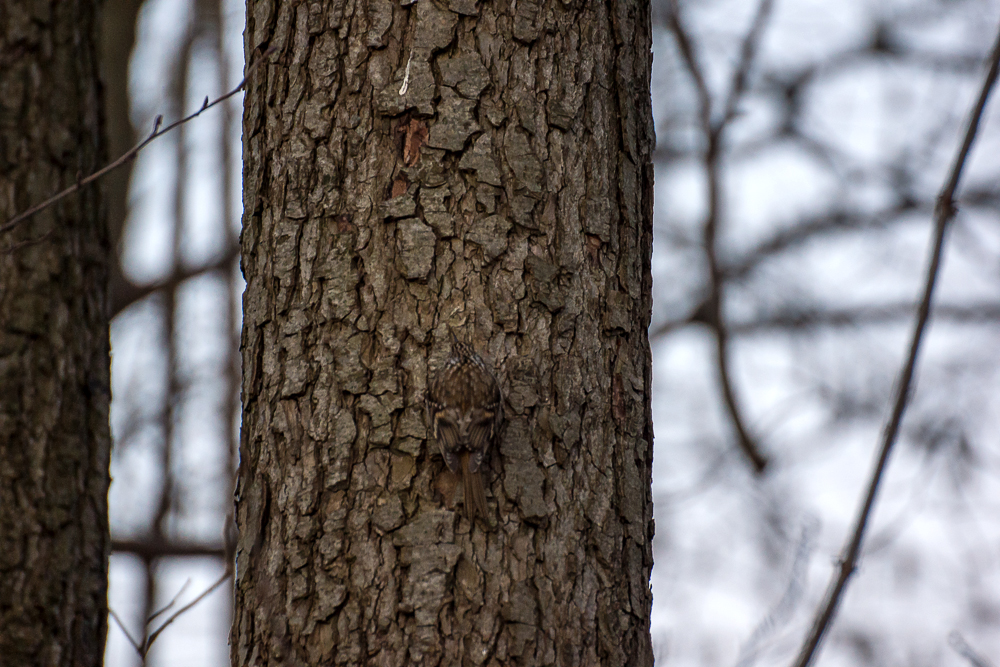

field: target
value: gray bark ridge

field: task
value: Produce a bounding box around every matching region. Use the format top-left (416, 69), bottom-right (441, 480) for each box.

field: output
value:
top-left (235, 0), bottom-right (654, 664)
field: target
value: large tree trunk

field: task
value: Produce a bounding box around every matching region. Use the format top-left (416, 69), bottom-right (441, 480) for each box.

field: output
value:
top-left (0, 2), bottom-right (111, 666)
top-left (234, 0), bottom-right (654, 663)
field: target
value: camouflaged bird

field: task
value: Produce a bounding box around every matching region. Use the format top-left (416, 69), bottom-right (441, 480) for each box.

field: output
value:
top-left (425, 331), bottom-right (503, 522)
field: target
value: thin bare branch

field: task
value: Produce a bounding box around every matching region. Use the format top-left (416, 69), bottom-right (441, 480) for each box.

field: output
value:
top-left (666, 0), bottom-right (712, 131)
top-left (0, 47), bottom-right (273, 238)
top-left (0, 115), bottom-right (159, 238)
top-left (112, 572), bottom-right (231, 660)
top-left (0, 229), bottom-right (54, 255)
top-left (147, 579), bottom-right (192, 624)
top-left (790, 19), bottom-right (1000, 667)
top-left (144, 571), bottom-right (231, 652)
top-left (713, 325), bottom-right (767, 471)
top-left (717, 0), bottom-right (775, 134)
top-left (667, 0), bottom-right (773, 472)
top-left (108, 608), bottom-right (143, 655)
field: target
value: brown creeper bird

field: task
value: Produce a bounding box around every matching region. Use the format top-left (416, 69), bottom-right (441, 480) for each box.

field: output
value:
top-left (426, 331), bottom-right (504, 522)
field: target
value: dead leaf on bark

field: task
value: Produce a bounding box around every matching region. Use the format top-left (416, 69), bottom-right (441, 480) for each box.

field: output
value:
top-left (612, 373), bottom-right (627, 424)
top-left (401, 118), bottom-right (428, 166)
top-left (390, 173), bottom-right (409, 198)
top-left (586, 234), bottom-right (602, 266)
top-left (335, 214), bottom-right (356, 233)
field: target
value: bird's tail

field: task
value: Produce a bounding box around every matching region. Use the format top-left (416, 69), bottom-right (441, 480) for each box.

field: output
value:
top-left (461, 452), bottom-right (489, 522)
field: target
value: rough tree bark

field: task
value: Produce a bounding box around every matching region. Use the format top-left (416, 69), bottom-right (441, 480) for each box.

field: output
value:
top-left (234, 0), bottom-right (654, 664)
top-left (0, 2), bottom-right (111, 666)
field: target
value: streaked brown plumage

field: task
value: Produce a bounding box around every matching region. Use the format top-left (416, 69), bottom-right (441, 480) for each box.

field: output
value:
top-left (426, 331), bottom-right (503, 522)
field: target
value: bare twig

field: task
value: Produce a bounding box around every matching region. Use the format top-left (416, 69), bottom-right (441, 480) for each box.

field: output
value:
top-left (144, 571), bottom-right (231, 652)
top-left (0, 229), bottom-right (54, 255)
top-left (111, 572), bottom-right (232, 661)
top-left (718, 0), bottom-right (775, 134)
top-left (712, 318), bottom-right (768, 471)
top-left (0, 47), bottom-right (272, 237)
top-left (666, 2), bottom-right (712, 129)
top-left (668, 0), bottom-right (773, 472)
top-left (147, 579), bottom-right (192, 624)
top-left (790, 20), bottom-right (1000, 667)
top-left (109, 608), bottom-right (143, 655)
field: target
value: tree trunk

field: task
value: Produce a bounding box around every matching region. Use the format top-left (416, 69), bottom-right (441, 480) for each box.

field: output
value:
top-left (0, 2), bottom-right (111, 666)
top-left (234, 0), bottom-right (654, 663)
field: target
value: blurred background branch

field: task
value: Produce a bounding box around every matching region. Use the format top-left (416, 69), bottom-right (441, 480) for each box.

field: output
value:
top-left (666, 0), bottom-right (774, 472)
top-left (102, 1), bottom-right (240, 663)
top-left (791, 17), bottom-right (1000, 666)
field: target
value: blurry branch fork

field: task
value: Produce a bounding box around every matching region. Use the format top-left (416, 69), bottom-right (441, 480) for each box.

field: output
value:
top-left (791, 18), bottom-right (1000, 667)
top-left (667, 0), bottom-right (774, 472)
top-left (0, 48), bottom-right (273, 240)
top-left (109, 568), bottom-right (231, 663)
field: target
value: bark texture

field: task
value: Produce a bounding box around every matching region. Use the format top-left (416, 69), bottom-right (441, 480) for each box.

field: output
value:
top-left (0, 2), bottom-right (111, 666)
top-left (235, 0), bottom-right (654, 664)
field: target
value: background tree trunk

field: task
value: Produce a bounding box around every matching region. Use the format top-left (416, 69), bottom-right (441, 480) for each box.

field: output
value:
top-left (0, 2), bottom-right (111, 666)
top-left (234, 0), bottom-right (654, 663)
